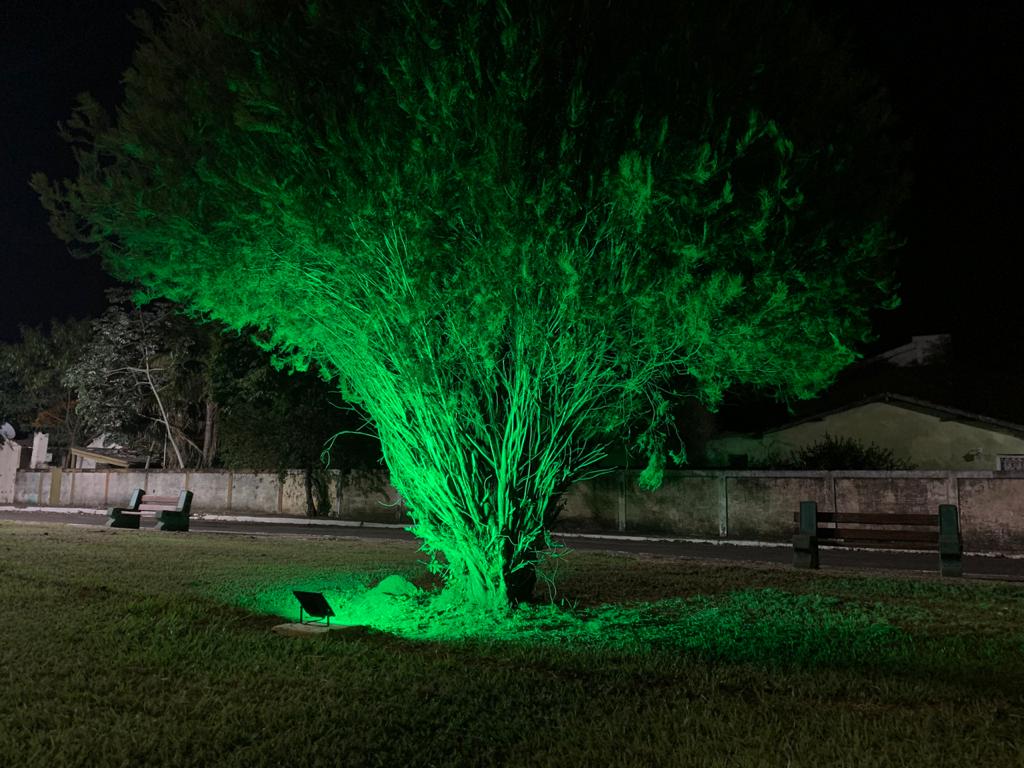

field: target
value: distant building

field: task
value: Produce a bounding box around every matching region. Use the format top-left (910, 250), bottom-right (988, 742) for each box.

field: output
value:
top-left (69, 434), bottom-right (155, 469)
top-left (707, 393), bottom-right (1024, 470)
top-left (0, 432), bottom-right (52, 471)
top-left (699, 333), bottom-right (1021, 470)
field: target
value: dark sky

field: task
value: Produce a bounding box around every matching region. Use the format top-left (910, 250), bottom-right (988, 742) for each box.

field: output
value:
top-left (1, 0), bottom-right (145, 341)
top-left (2, 1), bottom-right (1022, 351)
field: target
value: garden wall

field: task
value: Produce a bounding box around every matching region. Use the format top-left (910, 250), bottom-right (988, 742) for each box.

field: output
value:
top-left (8, 467), bottom-right (1024, 553)
top-left (10, 468), bottom-right (406, 521)
top-left (558, 469), bottom-right (1024, 553)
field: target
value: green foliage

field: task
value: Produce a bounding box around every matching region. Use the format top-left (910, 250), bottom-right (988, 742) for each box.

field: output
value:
top-left (35, 0), bottom-right (902, 609)
top-left (0, 319), bottom-right (92, 462)
top-left (754, 432), bottom-right (917, 470)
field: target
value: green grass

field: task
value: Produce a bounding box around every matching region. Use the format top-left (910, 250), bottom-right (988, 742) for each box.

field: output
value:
top-left (1, 521), bottom-right (1022, 767)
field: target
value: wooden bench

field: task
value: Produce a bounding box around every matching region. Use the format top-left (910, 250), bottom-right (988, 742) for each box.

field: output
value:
top-left (107, 489), bottom-right (193, 532)
top-left (793, 500), bottom-right (963, 576)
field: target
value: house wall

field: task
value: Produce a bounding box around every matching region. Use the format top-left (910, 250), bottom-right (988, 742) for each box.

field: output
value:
top-left (707, 402), bottom-right (1024, 470)
top-left (6, 467), bottom-right (1024, 553)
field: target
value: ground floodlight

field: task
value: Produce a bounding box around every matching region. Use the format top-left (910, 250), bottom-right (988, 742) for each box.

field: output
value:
top-left (293, 591), bottom-right (335, 626)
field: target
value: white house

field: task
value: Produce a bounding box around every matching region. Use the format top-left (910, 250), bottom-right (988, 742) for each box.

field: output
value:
top-left (706, 393), bottom-right (1024, 471)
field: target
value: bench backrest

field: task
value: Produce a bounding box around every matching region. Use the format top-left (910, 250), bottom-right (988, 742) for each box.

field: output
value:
top-left (127, 488), bottom-right (144, 510)
top-left (126, 488), bottom-right (193, 514)
top-left (793, 499), bottom-right (959, 548)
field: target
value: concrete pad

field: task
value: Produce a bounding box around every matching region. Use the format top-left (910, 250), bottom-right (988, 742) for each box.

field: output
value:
top-left (271, 622), bottom-right (370, 638)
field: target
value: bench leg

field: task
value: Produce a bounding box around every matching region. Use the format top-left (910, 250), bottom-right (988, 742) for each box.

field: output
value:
top-left (939, 531), bottom-right (963, 577)
top-left (940, 553), bottom-right (963, 577)
top-left (107, 508), bottom-right (141, 529)
top-left (156, 511), bottom-right (190, 532)
top-left (792, 534), bottom-right (819, 569)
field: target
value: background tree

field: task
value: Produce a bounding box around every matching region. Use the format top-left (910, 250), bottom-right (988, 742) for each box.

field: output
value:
top-left (751, 433), bottom-right (916, 471)
top-left (210, 333), bottom-right (383, 516)
top-left (0, 319), bottom-right (92, 465)
top-left (35, 0), bottom-right (902, 613)
top-left (65, 290), bottom-right (215, 467)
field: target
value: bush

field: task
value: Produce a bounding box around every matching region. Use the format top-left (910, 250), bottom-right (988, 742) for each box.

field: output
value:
top-left (754, 433), bottom-right (916, 470)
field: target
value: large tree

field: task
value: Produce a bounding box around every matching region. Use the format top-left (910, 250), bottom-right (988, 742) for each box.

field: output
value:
top-left (34, 0), bottom-right (901, 612)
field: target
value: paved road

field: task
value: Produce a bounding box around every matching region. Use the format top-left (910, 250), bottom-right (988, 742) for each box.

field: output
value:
top-left (2, 506), bottom-right (1023, 582)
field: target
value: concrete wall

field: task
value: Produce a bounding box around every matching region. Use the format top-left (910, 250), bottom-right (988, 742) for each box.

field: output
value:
top-left (335, 470), bottom-right (407, 523)
top-left (957, 476), bottom-right (1024, 552)
top-left (188, 472), bottom-right (233, 513)
top-left (708, 402), bottom-right (1024, 471)
top-left (627, 472), bottom-right (722, 537)
top-left (13, 468), bottom-right (48, 505)
top-left (563, 469), bottom-right (1024, 552)
top-left (8, 467), bottom-right (410, 521)
top-left (727, 475), bottom-right (833, 541)
top-left (107, 471), bottom-right (148, 507)
top-left (7, 467), bottom-right (1024, 553)
top-left (562, 473), bottom-right (622, 530)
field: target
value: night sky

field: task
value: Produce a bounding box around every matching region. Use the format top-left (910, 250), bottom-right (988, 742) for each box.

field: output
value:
top-left (2, 1), bottom-right (1022, 353)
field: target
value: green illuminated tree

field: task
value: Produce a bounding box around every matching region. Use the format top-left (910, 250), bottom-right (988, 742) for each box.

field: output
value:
top-left (34, 0), bottom-right (900, 612)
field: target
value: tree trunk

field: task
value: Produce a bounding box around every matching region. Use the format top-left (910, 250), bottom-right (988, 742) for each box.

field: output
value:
top-left (387, 438), bottom-right (578, 614)
top-left (304, 467), bottom-right (318, 517)
top-left (201, 400), bottom-right (218, 467)
top-left (356, 321), bottom-right (607, 615)
top-left (503, 554), bottom-right (538, 605)
top-left (141, 359), bottom-right (185, 469)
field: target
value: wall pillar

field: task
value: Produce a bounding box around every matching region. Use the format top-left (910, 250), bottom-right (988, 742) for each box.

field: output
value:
top-left (718, 473), bottom-right (728, 538)
top-left (335, 470), bottom-right (345, 517)
top-left (617, 470), bottom-right (627, 531)
top-left (945, 471), bottom-right (958, 506)
top-left (825, 471), bottom-right (837, 517)
top-left (48, 468), bottom-right (62, 505)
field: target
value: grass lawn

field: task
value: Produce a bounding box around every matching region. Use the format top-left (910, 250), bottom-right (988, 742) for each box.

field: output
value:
top-left (1, 521), bottom-right (1022, 767)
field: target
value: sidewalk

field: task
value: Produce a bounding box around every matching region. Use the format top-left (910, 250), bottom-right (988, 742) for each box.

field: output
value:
top-left (2, 504), bottom-right (1023, 582)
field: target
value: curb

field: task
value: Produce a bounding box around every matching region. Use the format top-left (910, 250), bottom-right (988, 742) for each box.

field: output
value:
top-left (0, 504), bottom-right (409, 530)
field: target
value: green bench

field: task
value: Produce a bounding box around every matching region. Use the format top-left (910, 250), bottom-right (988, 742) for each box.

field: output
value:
top-left (793, 500), bottom-right (963, 576)
top-left (107, 489), bottom-right (193, 532)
